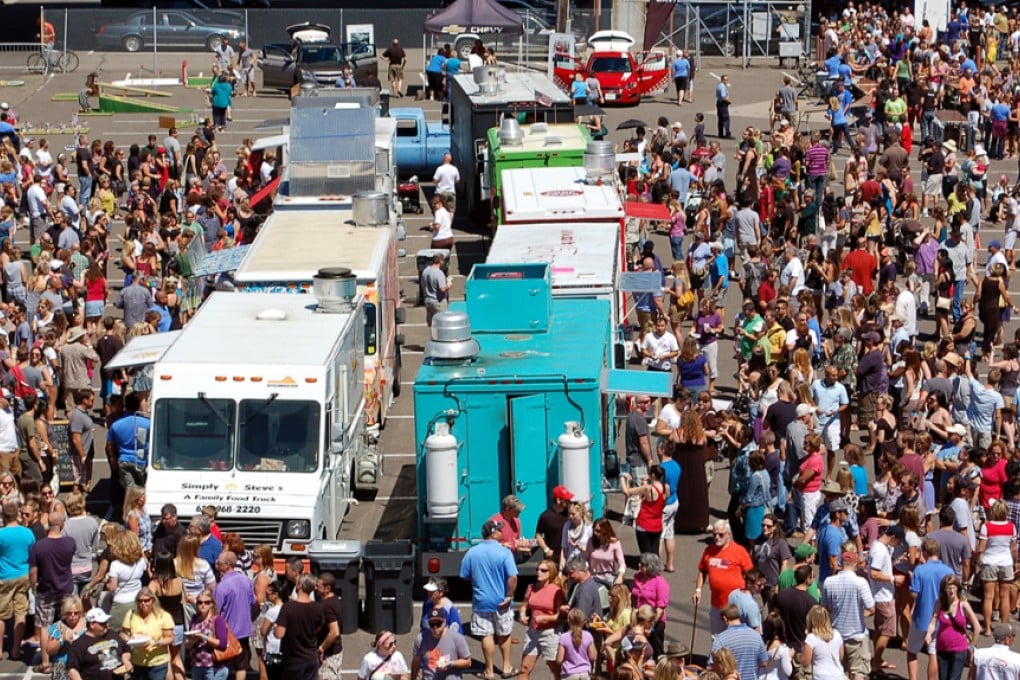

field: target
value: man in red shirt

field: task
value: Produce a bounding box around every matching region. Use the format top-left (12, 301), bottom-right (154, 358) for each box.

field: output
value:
top-left (843, 237), bottom-right (877, 294)
top-left (859, 174), bottom-right (882, 204)
top-left (694, 519), bottom-right (753, 634)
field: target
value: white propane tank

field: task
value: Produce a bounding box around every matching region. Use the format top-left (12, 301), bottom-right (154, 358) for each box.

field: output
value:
top-left (426, 422), bottom-right (459, 519)
top-left (558, 421), bottom-right (591, 504)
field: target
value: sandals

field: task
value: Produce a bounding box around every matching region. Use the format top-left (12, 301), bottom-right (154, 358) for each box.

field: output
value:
top-left (501, 669), bottom-right (520, 679)
top-left (33, 665), bottom-right (51, 674)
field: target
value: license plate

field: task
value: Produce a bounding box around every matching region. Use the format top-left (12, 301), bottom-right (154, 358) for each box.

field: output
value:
top-left (605, 93), bottom-right (616, 101)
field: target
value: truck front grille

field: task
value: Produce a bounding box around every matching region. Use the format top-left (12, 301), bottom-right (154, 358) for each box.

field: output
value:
top-left (216, 517), bottom-right (284, 550)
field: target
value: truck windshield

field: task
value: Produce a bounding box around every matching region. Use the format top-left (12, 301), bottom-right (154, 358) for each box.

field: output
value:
top-left (152, 398), bottom-right (235, 471)
top-left (590, 56), bottom-right (632, 73)
top-left (237, 399), bottom-right (320, 472)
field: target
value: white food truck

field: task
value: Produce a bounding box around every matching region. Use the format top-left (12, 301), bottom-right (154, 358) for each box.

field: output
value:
top-left (112, 287), bottom-right (367, 553)
top-left (230, 207), bottom-right (404, 449)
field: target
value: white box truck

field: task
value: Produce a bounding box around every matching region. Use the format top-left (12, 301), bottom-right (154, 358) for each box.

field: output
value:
top-left (230, 209), bottom-right (404, 455)
top-left (118, 289), bottom-right (367, 553)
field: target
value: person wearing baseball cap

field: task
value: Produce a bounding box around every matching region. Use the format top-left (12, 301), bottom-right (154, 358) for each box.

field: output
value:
top-left (987, 239), bottom-right (1008, 276)
top-left (460, 519), bottom-right (518, 680)
top-left (67, 608), bottom-right (132, 680)
top-left (412, 607), bottom-right (471, 680)
top-left (420, 577), bottom-right (461, 634)
top-left (816, 498), bottom-right (850, 583)
top-left (535, 486), bottom-right (573, 563)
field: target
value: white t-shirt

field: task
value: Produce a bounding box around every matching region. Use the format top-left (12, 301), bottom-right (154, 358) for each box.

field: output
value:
top-left (110, 558), bottom-right (148, 603)
top-left (467, 53), bottom-right (483, 70)
top-left (0, 408), bottom-right (16, 451)
top-left (951, 497), bottom-right (976, 551)
top-left (979, 520), bottom-right (1016, 567)
top-left (641, 330), bottom-right (679, 371)
top-left (868, 539), bottom-right (894, 603)
top-left (432, 207), bottom-right (453, 241)
top-left (805, 630), bottom-right (844, 680)
top-left (35, 149), bottom-right (53, 175)
top-left (433, 164), bottom-right (460, 194)
top-left (359, 649), bottom-right (410, 680)
top-left (657, 403), bottom-right (682, 430)
top-left (781, 257), bottom-right (806, 295)
top-left (264, 604), bottom-right (282, 654)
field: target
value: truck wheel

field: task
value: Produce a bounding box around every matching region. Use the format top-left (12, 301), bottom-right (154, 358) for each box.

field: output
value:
top-left (392, 348), bottom-right (402, 398)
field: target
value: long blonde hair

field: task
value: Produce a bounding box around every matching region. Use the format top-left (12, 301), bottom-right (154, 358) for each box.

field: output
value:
top-left (711, 648), bottom-right (737, 676)
top-left (175, 534), bottom-right (200, 580)
top-left (806, 605), bottom-right (834, 642)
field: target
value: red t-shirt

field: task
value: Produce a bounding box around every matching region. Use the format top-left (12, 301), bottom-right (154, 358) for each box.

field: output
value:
top-left (487, 511), bottom-right (522, 550)
top-left (860, 179), bottom-right (882, 204)
top-left (524, 582), bottom-right (565, 630)
top-left (981, 459), bottom-right (1008, 508)
top-left (844, 249), bottom-right (877, 294)
top-left (698, 542), bottom-right (752, 609)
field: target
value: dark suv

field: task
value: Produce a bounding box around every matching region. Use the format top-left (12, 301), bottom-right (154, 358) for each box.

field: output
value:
top-left (259, 22), bottom-right (376, 91)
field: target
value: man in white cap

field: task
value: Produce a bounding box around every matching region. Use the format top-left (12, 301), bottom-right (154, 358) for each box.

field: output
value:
top-left (0, 103), bottom-right (17, 126)
top-left (971, 622), bottom-right (1020, 680)
top-left (66, 608), bottom-right (132, 680)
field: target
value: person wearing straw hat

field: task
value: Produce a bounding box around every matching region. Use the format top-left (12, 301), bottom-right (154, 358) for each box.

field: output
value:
top-left (59, 327), bottom-right (98, 410)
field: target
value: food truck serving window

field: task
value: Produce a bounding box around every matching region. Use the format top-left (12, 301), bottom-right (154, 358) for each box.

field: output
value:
top-left (153, 398), bottom-right (236, 471)
top-left (237, 399), bottom-right (319, 473)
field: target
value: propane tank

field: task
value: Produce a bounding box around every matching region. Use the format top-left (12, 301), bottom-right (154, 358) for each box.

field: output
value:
top-left (558, 421), bottom-right (591, 504)
top-left (425, 422), bottom-right (459, 519)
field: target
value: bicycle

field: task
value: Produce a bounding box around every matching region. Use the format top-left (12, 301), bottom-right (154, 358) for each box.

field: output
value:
top-left (26, 45), bottom-right (79, 75)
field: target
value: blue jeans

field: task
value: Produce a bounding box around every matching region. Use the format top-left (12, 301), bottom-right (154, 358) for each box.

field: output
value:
top-left (79, 174), bottom-right (93, 208)
top-left (670, 235), bottom-right (685, 260)
top-left (937, 651), bottom-right (968, 680)
top-left (784, 486), bottom-right (803, 534)
top-left (921, 110), bottom-right (936, 142)
top-left (808, 174), bottom-right (826, 206)
top-left (133, 664), bottom-right (168, 680)
top-left (953, 279), bottom-right (966, 321)
top-left (190, 666), bottom-right (229, 680)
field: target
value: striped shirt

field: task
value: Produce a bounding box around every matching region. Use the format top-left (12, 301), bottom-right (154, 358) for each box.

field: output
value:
top-left (821, 569), bottom-right (874, 640)
top-left (805, 144), bottom-right (829, 177)
top-left (712, 624), bottom-right (768, 680)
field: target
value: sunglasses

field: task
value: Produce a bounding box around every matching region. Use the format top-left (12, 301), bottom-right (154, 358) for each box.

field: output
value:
top-left (1, 481), bottom-right (13, 487)
top-left (429, 622), bottom-right (445, 629)
top-left (537, 567), bottom-right (549, 573)
top-left (138, 598), bottom-right (153, 603)
top-left (714, 532), bottom-right (727, 537)
top-left (198, 600), bottom-right (213, 605)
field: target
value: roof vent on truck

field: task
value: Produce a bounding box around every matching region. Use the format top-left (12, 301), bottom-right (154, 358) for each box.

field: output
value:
top-left (497, 118), bottom-right (524, 146)
top-left (312, 267), bottom-right (357, 313)
top-left (425, 311), bottom-right (480, 364)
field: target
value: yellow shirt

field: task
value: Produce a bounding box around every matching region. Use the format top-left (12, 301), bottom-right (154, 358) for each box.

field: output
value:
top-left (123, 609), bottom-right (174, 667)
top-left (947, 193), bottom-right (967, 216)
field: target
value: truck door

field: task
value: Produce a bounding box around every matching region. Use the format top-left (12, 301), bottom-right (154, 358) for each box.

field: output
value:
top-left (508, 394), bottom-right (548, 536)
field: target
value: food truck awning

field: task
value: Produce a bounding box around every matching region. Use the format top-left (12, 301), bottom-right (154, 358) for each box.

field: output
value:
top-left (105, 331), bottom-right (182, 371)
top-left (624, 201), bottom-right (670, 221)
top-left (602, 368), bottom-right (672, 398)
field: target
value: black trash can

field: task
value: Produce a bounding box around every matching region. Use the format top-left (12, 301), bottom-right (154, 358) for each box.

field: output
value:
top-left (363, 540), bottom-right (416, 634)
top-left (308, 540), bottom-right (363, 634)
top-left (416, 249), bottom-right (451, 305)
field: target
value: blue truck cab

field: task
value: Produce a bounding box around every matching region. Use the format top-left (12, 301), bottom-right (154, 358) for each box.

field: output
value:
top-left (413, 264), bottom-right (670, 577)
top-left (391, 107), bottom-right (451, 178)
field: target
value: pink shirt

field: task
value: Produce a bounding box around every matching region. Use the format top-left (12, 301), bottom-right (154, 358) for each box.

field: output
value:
top-left (800, 453), bottom-right (824, 493)
top-left (631, 573), bottom-right (670, 622)
top-left (587, 540), bottom-right (625, 582)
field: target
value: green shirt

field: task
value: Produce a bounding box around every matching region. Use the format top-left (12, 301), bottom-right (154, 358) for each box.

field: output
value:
top-left (777, 569), bottom-right (820, 601)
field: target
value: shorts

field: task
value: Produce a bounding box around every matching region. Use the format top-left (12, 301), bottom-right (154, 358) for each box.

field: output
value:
top-left (1006, 230), bottom-right (1020, 251)
top-left (662, 500), bottom-right (678, 540)
top-left (472, 609), bottom-right (515, 637)
top-left (231, 637), bottom-right (252, 672)
top-left (923, 174), bottom-right (943, 196)
top-left (84, 300), bottom-right (104, 318)
top-left (173, 624), bottom-right (184, 646)
top-left (0, 575), bottom-right (30, 619)
top-left (844, 637), bottom-right (873, 679)
top-left (522, 628), bottom-right (559, 661)
top-left (873, 600), bottom-right (896, 637)
top-left (906, 625), bottom-right (936, 655)
top-left (858, 390), bottom-right (880, 426)
top-left (981, 563), bottom-right (1015, 582)
top-left (388, 63), bottom-right (404, 81)
top-left (318, 652), bottom-right (343, 680)
top-left (35, 592), bottom-right (60, 629)
top-left (675, 76), bottom-right (689, 91)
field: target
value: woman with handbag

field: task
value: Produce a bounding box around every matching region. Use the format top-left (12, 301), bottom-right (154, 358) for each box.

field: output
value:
top-left (358, 630), bottom-right (409, 680)
top-left (925, 575), bottom-right (981, 680)
top-left (801, 605), bottom-right (844, 680)
top-left (260, 583), bottom-right (286, 680)
top-left (186, 589), bottom-right (231, 680)
top-left (121, 587), bottom-right (175, 680)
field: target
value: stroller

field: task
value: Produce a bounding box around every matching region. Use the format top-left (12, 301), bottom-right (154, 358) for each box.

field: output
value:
top-left (398, 175), bottom-right (422, 213)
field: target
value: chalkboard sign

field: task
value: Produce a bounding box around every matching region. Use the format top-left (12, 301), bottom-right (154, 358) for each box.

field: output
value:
top-left (49, 419), bottom-right (73, 488)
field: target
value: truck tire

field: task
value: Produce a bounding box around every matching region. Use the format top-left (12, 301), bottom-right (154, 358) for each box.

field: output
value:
top-left (392, 347), bottom-right (402, 398)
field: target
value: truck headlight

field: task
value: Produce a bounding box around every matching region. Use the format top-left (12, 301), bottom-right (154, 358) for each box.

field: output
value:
top-left (286, 520), bottom-right (310, 539)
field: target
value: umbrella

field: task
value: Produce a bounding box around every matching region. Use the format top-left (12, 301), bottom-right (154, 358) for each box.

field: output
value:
top-left (574, 102), bottom-right (606, 117)
top-left (616, 118), bottom-right (647, 130)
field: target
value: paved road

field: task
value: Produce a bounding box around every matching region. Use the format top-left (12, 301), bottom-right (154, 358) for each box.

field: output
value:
top-left (0, 46), bottom-right (1016, 680)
